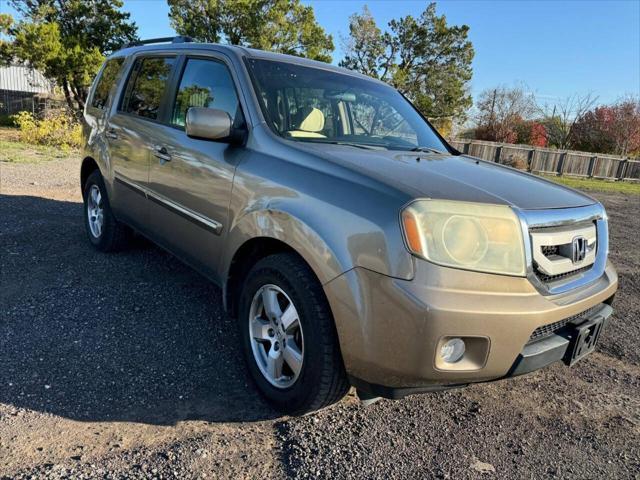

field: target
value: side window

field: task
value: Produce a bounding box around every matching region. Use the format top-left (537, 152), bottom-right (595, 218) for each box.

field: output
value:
top-left (91, 58), bottom-right (124, 109)
top-left (171, 59), bottom-right (240, 127)
top-left (121, 57), bottom-right (176, 120)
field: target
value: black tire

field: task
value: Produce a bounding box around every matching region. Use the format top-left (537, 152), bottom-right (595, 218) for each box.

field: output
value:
top-left (239, 253), bottom-right (350, 415)
top-left (83, 170), bottom-right (131, 252)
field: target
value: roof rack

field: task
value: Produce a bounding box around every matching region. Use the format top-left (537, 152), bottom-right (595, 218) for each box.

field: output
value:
top-left (124, 36), bottom-right (194, 49)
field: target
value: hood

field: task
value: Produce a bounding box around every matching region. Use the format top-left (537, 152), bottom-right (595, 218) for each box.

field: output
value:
top-left (296, 143), bottom-right (596, 210)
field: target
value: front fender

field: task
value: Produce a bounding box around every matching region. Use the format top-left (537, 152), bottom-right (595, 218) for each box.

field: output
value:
top-left (220, 133), bottom-right (416, 300)
top-left (221, 205), bottom-right (346, 286)
top-left (221, 178), bottom-right (417, 289)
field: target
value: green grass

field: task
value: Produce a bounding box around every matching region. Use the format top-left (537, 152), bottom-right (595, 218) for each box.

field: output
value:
top-left (0, 139), bottom-right (77, 164)
top-left (541, 174), bottom-right (640, 196)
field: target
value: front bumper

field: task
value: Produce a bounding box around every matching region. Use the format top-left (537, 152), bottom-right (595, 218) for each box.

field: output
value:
top-left (507, 303), bottom-right (612, 377)
top-left (323, 257), bottom-right (618, 395)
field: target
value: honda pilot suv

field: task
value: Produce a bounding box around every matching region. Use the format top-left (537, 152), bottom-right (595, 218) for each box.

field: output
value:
top-left (81, 37), bottom-right (618, 415)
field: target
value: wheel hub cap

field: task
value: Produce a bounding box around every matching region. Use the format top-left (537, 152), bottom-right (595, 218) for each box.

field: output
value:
top-left (87, 184), bottom-right (104, 238)
top-left (248, 284), bottom-right (304, 389)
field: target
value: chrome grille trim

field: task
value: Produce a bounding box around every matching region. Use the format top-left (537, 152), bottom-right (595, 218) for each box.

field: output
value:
top-left (514, 203), bottom-right (608, 296)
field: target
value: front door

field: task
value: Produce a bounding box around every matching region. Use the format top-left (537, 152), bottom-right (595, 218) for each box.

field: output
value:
top-left (107, 55), bottom-right (178, 231)
top-left (146, 56), bottom-right (246, 280)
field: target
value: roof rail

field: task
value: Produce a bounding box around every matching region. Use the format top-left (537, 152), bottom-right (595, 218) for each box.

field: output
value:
top-left (124, 36), bottom-right (194, 49)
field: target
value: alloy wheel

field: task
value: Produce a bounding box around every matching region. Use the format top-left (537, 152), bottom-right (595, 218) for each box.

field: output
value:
top-left (248, 284), bottom-right (304, 389)
top-left (87, 184), bottom-right (104, 238)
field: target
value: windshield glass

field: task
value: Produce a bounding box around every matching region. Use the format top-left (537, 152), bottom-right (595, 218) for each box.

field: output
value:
top-left (246, 58), bottom-right (450, 152)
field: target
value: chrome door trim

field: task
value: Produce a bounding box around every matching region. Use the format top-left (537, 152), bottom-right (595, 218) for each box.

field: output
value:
top-left (114, 173), bottom-right (223, 235)
top-left (114, 174), bottom-right (146, 197)
top-left (147, 189), bottom-right (223, 235)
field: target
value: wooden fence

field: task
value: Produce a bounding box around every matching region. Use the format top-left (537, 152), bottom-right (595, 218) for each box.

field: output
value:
top-left (449, 139), bottom-right (640, 181)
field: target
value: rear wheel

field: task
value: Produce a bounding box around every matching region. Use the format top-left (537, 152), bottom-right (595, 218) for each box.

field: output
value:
top-left (239, 253), bottom-right (349, 415)
top-left (83, 170), bottom-right (131, 252)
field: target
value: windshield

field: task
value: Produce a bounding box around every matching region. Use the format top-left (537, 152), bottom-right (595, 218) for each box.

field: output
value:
top-left (246, 58), bottom-right (450, 152)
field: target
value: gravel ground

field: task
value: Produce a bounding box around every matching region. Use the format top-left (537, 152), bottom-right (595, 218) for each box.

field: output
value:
top-left (1, 157), bottom-right (639, 479)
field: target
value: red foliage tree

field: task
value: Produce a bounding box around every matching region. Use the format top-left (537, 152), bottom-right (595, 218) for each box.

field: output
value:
top-left (571, 107), bottom-right (615, 153)
top-left (514, 120), bottom-right (547, 147)
top-left (529, 122), bottom-right (547, 147)
top-left (571, 98), bottom-right (640, 156)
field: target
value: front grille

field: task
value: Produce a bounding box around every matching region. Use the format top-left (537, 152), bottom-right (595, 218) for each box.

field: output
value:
top-left (520, 204), bottom-right (606, 295)
top-left (528, 220), bottom-right (597, 287)
top-left (528, 305), bottom-right (601, 343)
top-left (534, 265), bottom-right (592, 284)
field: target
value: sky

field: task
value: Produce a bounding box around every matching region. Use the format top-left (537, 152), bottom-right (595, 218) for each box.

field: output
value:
top-left (2, 0), bottom-right (639, 105)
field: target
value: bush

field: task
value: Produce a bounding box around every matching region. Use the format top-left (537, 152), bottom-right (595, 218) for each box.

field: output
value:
top-left (0, 114), bottom-right (17, 127)
top-left (501, 154), bottom-right (527, 170)
top-left (12, 111), bottom-right (81, 149)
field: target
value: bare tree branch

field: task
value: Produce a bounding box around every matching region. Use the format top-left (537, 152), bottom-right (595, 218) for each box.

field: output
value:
top-left (538, 92), bottom-right (598, 150)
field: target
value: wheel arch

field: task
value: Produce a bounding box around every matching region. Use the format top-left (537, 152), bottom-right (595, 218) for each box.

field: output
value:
top-left (222, 209), bottom-right (348, 318)
top-left (80, 156), bottom-right (100, 193)
top-left (224, 237), bottom-right (302, 318)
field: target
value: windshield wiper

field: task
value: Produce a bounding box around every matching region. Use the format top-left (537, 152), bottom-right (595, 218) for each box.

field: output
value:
top-left (328, 141), bottom-right (385, 150)
top-left (410, 146), bottom-right (446, 154)
top-left (300, 139), bottom-right (386, 150)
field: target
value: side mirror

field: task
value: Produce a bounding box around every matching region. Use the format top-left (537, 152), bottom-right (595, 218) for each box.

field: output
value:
top-left (185, 107), bottom-right (244, 144)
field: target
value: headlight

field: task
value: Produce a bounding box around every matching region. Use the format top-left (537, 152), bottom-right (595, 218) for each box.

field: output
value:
top-left (401, 199), bottom-right (526, 276)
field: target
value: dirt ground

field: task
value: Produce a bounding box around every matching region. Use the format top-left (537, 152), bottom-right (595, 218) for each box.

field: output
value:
top-left (1, 156), bottom-right (639, 479)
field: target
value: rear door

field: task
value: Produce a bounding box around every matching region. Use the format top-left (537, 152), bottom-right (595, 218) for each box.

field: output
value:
top-left (84, 56), bottom-right (125, 184)
top-left (106, 55), bottom-right (177, 230)
top-left (145, 54), bottom-right (246, 280)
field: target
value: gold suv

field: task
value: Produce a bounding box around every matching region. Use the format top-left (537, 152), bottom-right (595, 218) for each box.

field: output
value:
top-left (81, 37), bottom-right (618, 414)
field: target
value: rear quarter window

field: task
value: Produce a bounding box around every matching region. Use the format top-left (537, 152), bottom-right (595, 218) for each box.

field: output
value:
top-left (91, 58), bottom-right (125, 110)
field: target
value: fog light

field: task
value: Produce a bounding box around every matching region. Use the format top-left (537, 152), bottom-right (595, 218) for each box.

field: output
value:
top-left (440, 338), bottom-right (465, 363)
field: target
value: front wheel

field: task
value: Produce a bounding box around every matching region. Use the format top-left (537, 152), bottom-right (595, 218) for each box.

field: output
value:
top-left (239, 253), bottom-right (349, 415)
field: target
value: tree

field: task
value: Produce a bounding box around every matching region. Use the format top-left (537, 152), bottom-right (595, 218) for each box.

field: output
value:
top-left (571, 97), bottom-right (640, 156)
top-left (539, 93), bottom-right (597, 150)
top-left (569, 106), bottom-right (614, 153)
top-left (2, 0), bottom-right (137, 114)
top-left (512, 120), bottom-right (547, 147)
top-left (529, 122), bottom-right (548, 147)
top-left (607, 97), bottom-right (640, 156)
top-left (473, 85), bottom-right (537, 143)
top-left (340, 7), bottom-right (390, 80)
top-left (0, 14), bottom-right (13, 63)
top-left (167, 0), bottom-right (333, 62)
top-left (340, 3), bottom-right (474, 129)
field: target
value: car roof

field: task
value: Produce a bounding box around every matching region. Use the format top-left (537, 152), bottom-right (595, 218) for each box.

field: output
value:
top-left (108, 42), bottom-right (387, 86)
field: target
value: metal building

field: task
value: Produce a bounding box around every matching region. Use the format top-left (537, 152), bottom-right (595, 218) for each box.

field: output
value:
top-left (0, 64), bottom-right (54, 116)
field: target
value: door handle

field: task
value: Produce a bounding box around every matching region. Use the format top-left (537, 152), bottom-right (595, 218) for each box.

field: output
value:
top-left (105, 128), bottom-right (118, 139)
top-left (153, 145), bottom-right (172, 162)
